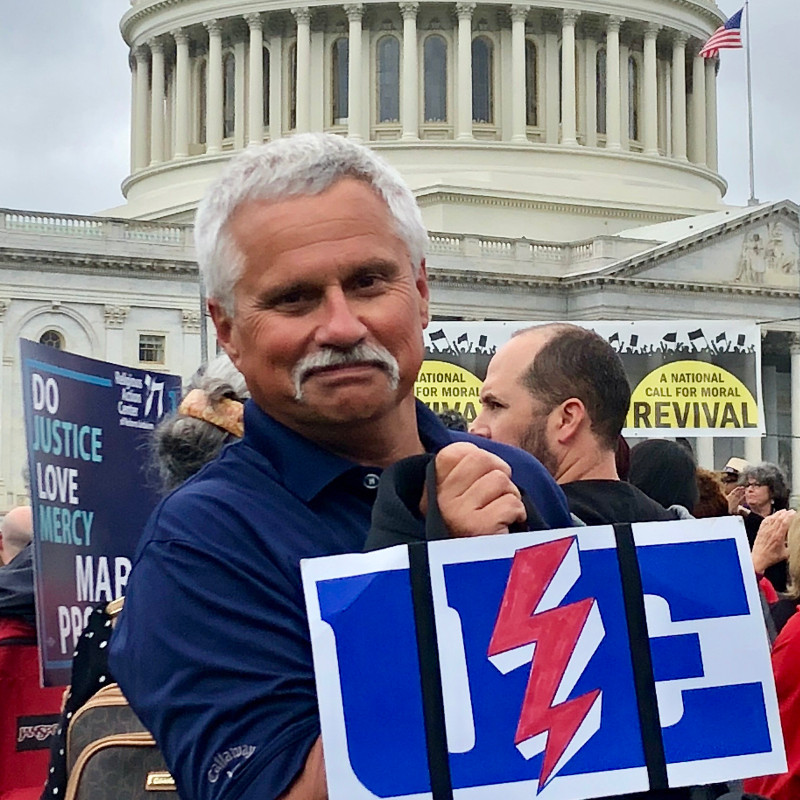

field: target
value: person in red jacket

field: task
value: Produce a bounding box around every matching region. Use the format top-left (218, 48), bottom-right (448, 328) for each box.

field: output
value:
top-left (745, 514), bottom-right (800, 800)
top-left (0, 506), bottom-right (63, 800)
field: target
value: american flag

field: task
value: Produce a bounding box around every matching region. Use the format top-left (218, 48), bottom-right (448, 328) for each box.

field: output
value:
top-left (699, 8), bottom-right (744, 58)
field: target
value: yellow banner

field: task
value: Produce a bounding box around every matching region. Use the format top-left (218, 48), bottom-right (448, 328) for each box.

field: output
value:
top-left (626, 361), bottom-right (758, 430)
top-left (414, 360), bottom-right (483, 423)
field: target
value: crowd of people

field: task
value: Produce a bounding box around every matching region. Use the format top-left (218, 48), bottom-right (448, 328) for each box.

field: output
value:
top-left (0, 133), bottom-right (798, 800)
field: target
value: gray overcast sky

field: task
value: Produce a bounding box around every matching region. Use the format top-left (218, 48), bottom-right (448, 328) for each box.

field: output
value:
top-left (0, 0), bottom-right (796, 217)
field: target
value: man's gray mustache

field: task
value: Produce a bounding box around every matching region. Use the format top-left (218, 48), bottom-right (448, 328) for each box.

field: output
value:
top-left (292, 344), bottom-right (400, 401)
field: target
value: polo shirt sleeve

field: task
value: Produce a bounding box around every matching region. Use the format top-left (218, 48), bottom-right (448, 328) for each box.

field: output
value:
top-left (109, 492), bottom-right (320, 800)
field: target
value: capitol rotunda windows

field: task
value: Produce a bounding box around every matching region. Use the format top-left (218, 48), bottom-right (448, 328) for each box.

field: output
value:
top-left (423, 33), bottom-right (448, 124)
top-left (377, 35), bottom-right (400, 123)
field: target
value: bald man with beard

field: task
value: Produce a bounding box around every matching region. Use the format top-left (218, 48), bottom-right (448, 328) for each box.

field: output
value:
top-left (470, 324), bottom-right (686, 525)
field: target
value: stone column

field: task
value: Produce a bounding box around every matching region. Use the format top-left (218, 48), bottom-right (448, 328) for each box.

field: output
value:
top-left (583, 31), bottom-right (597, 147)
top-left (205, 20), bottom-right (224, 153)
top-left (642, 23), bottom-right (659, 155)
top-left (234, 39), bottom-right (247, 148)
top-left (246, 14), bottom-right (265, 146)
top-left (149, 38), bottom-right (165, 165)
top-left (744, 435), bottom-right (762, 467)
top-left (293, 8), bottom-right (311, 131)
top-left (456, 2), bottom-right (476, 140)
top-left (173, 29), bottom-right (191, 158)
top-left (560, 10), bottom-right (578, 145)
top-left (657, 58), bottom-right (669, 155)
top-left (791, 336), bottom-right (800, 506)
top-left (619, 42), bottom-right (629, 149)
top-left (510, 5), bottom-right (528, 143)
top-left (129, 53), bottom-right (138, 168)
top-left (671, 32), bottom-right (688, 161)
top-left (269, 19), bottom-right (283, 140)
top-left (689, 50), bottom-right (706, 165)
top-left (400, 2), bottom-right (419, 140)
top-left (605, 16), bottom-right (622, 150)
top-left (133, 47), bottom-right (150, 169)
top-left (763, 364), bottom-right (780, 465)
top-left (345, 4), bottom-right (364, 140)
top-left (696, 436), bottom-right (715, 471)
top-left (705, 56), bottom-right (718, 171)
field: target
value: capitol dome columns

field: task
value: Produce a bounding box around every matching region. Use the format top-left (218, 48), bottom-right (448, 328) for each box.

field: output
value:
top-left (689, 49), bottom-right (706, 165)
top-left (245, 14), bottom-right (265, 147)
top-left (583, 22), bottom-right (599, 148)
top-left (345, 4), bottom-right (364, 141)
top-left (605, 16), bottom-right (623, 151)
top-left (671, 32), bottom-right (688, 161)
top-left (149, 39), bottom-right (165, 165)
top-left (205, 20), bottom-right (224, 153)
top-left (172, 30), bottom-right (191, 158)
top-left (400, 2), bottom-right (420, 141)
top-left (509, 5), bottom-right (529, 143)
top-left (642, 23), bottom-right (660, 156)
top-left (560, 10), bottom-right (578, 146)
top-left (132, 47), bottom-right (150, 170)
top-left (293, 8), bottom-right (312, 132)
top-left (705, 57), bottom-right (718, 170)
top-left (456, 2), bottom-right (476, 141)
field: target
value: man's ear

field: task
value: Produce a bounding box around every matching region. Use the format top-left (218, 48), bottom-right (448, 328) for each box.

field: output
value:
top-left (208, 300), bottom-right (240, 365)
top-left (552, 398), bottom-right (587, 444)
top-left (416, 260), bottom-right (430, 328)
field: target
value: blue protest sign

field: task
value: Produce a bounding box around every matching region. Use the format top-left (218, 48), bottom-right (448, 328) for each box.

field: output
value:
top-left (20, 339), bottom-right (182, 685)
top-left (302, 517), bottom-right (785, 800)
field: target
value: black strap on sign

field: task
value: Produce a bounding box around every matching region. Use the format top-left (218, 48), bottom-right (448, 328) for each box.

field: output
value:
top-left (408, 541), bottom-right (454, 800)
top-left (613, 522), bottom-right (669, 792)
top-left (409, 458), bottom-right (572, 798)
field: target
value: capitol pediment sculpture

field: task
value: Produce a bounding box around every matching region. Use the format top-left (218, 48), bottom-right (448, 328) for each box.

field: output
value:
top-left (734, 222), bottom-right (799, 285)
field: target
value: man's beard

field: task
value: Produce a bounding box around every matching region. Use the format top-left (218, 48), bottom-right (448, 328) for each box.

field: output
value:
top-left (291, 343), bottom-right (401, 402)
top-left (519, 416), bottom-right (559, 478)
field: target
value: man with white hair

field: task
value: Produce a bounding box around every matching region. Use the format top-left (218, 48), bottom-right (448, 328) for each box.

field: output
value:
top-left (110, 134), bottom-right (570, 800)
top-left (0, 506), bottom-right (36, 626)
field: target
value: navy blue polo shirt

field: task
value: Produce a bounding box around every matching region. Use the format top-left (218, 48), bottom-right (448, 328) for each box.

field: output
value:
top-left (110, 400), bottom-right (570, 800)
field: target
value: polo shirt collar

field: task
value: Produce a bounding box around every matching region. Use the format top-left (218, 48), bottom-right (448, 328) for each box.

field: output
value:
top-left (242, 399), bottom-right (452, 503)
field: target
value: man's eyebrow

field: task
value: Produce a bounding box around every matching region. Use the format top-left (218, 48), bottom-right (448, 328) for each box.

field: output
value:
top-left (345, 259), bottom-right (401, 276)
top-left (256, 279), bottom-right (319, 304)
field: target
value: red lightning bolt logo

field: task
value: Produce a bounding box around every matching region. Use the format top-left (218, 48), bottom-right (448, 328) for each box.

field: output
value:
top-left (488, 537), bottom-right (604, 789)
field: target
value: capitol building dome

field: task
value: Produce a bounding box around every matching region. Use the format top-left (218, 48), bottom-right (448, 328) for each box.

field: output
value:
top-left (116, 0), bottom-right (728, 240)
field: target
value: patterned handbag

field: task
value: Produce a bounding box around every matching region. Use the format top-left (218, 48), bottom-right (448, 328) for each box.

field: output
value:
top-left (64, 681), bottom-right (178, 799)
top-left (55, 599), bottom-right (179, 800)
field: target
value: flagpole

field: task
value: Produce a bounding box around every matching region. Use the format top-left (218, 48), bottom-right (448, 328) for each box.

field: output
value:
top-left (744, 0), bottom-right (758, 205)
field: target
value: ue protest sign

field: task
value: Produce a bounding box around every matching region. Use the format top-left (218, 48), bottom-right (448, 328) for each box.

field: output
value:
top-left (417, 320), bottom-right (763, 437)
top-left (20, 339), bottom-right (181, 685)
top-left (303, 518), bottom-right (785, 800)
